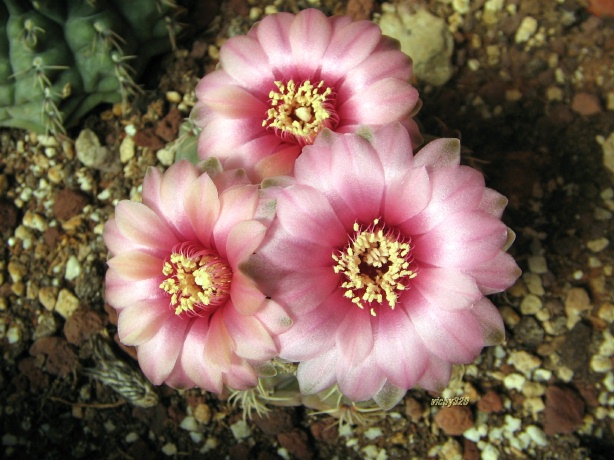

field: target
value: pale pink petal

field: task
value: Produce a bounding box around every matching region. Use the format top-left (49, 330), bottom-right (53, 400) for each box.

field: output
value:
top-left (276, 185), bottom-right (347, 247)
top-left (297, 131), bottom-right (385, 226)
top-left (226, 220), bottom-right (267, 268)
top-left (117, 298), bottom-right (172, 346)
top-left (321, 20), bottom-right (381, 80)
top-left (201, 85), bottom-right (269, 119)
top-left (416, 354), bottom-right (452, 393)
top-left (337, 78), bottom-right (419, 125)
top-left (114, 201), bottom-right (179, 254)
top-left (195, 69), bottom-right (239, 102)
top-left (413, 138), bottom-right (461, 170)
top-left (219, 35), bottom-right (275, 95)
top-left (163, 362), bottom-right (195, 389)
top-left (180, 319), bottom-right (224, 393)
top-left (336, 48), bottom-right (413, 101)
top-left (103, 219), bottom-right (143, 256)
top-left (136, 314), bottom-right (189, 385)
top-left (471, 297), bottom-right (506, 346)
top-left (478, 188), bottom-right (509, 218)
top-left (211, 168), bottom-right (252, 192)
top-left (289, 9), bottom-right (332, 76)
top-left (277, 291), bottom-right (348, 361)
top-left (184, 172), bottom-right (220, 248)
top-left (107, 251), bottom-right (164, 280)
top-left (224, 304), bottom-right (277, 361)
top-left (335, 309), bottom-right (374, 368)
top-left (336, 351), bottom-right (386, 402)
top-left (255, 12), bottom-right (295, 73)
top-left (465, 251), bottom-right (522, 295)
top-left (254, 299), bottom-right (293, 336)
top-left (374, 307), bottom-right (428, 389)
top-left (412, 211), bottom-right (508, 268)
top-left (411, 267), bottom-right (483, 311)
top-left (373, 381), bottom-right (407, 410)
top-left (408, 292), bottom-right (485, 364)
top-left (105, 269), bottom-right (165, 307)
top-left (296, 347), bottom-right (338, 394)
top-left (254, 146), bottom-right (301, 181)
top-left (141, 166), bottom-right (163, 215)
top-left (383, 165), bottom-right (431, 225)
top-left (203, 311), bottom-right (233, 372)
top-left (272, 267), bottom-right (341, 316)
top-left (160, 160), bottom-right (200, 240)
top-left (213, 185), bottom-right (259, 258)
top-left (230, 270), bottom-right (266, 316)
top-left (365, 123), bottom-right (415, 184)
top-left (401, 165), bottom-right (486, 235)
top-left (225, 355), bottom-right (258, 390)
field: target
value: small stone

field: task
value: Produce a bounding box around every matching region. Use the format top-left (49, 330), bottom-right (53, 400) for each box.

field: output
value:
top-left (440, 438), bottom-right (463, 460)
top-left (194, 403), bottom-right (211, 424)
top-left (230, 420), bottom-right (251, 440)
top-left (125, 432), bottom-right (139, 443)
top-left (544, 386), bottom-right (585, 435)
top-left (508, 351), bottom-right (541, 376)
top-left (503, 373), bottom-right (526, 391)
top-left (571, 93), bottom-right (602, 116)
top-left (520, 294), bottom-right (542, 315)
top-left (534, 369), bottom-right (552, 382)
top-left (477, 391), bottom-right (503, 413)
top-left (499, 306), bottom-right (520, 327)
top-left (523, 382), bottom-right (546, 398)
top-left (156, 148), bottom-right (175, 166)
top-left (565, 288), bottom-right (591, 316)
top-left (180, 416), bottom-right (199, 432)
top-left (590, 355), bottom-right (612, 373)
top-left (513, 316), bottom-right (544, 347)
top-left (587, 237), bottom-right (609, 253)
top-left (515, 16), bottom-right (538, 43)
top-left (405, 397), bottom-right (423, 423)
top-left (524, 273), bottom-right (545, 296)
top-left (119, 136), bottom-right (136, 163)
top-left (523, 397), bottom-right (546, 416)
top-left (64, 255), bottom-right (81, 281)
top-left (525, 425), bottom-right (548, 446)
top-left (600, 302), bottom-right (614, 324)
top-left (7, 324), bottom-right (21, 344)
top-left (527, 256), bottom-right (548, 274)
top-left (55, 289), bottom-right (80, 319)
top-left (434, 406), bottom-right (473, 435)
top-left (601, 132), bottom-right (614, 176)
top-left (38, 286), bottom-right (58, 311)
top-left (161, 443), bottom-right (177, 456)
top-left (75, 128), bottom-right (113, 169)
top-left (166, 91), bottom-right (182, 103)
top-left (22, 211), bottom-right (48, 232)
top-left (8, 261), bottom-right (27, 283)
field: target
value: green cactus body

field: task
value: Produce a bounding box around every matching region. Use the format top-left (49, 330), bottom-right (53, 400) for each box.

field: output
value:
top-left (1, 0), bottom-right (181, 134)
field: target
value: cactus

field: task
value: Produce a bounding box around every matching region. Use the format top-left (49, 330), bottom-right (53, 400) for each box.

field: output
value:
top-left (0, 0), bottom-right (183, 135)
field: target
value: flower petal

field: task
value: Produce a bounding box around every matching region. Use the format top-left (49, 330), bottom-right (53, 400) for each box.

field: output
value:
top-left (411, 210), bottom-right (508, 268)
top-left (180, 319), bottom-right (224, 393)
top-left (213, 185), bottom-right (259, 258)
top-left (335, 308), bottom-right (374, 368)
top-left (136, 314), bottom-right (189, 385)
top-left (201, 84), bottom-right (269, 119)
top-left (224, 303), bottom-right (277, 361)
top-left (105, 268), bottom-right (166, 308)
top-left (465, 251), bottom-right (522, 295)
top-left (117, 298), bottom-right (172, 346)
top-left (415, 354), bottom-right (452, 393)
top-left (410, 267), bottom-right (483, 311)
top-left (107, 250), bottom-right (164, 281)
top-left (255, 12), bottom-right (296, 74)
top-left (226, 220), bottom-right (267, 268)
top-left (336, 351), bottom-right (386, 402)
top-left (160, 160), bottom-right (200, 240)
top-left (230, 270), bottom-right (266, 316)
top-left (203, 311), bottom-right (233, 372)
top-left (184, 172), bottom-right (220, 248)
top-left (219, 35), bottom-right (274, 95)
top-left (296, 347), bottom-right (338, 394)
top-left (374, 307), bottom-right (428, 389)
top-left (114, 201), bottom-right (179, 254)
top-left (254, 299), bottom-right (294, 336)
top-left (289, 9), bottom-right (332, 77)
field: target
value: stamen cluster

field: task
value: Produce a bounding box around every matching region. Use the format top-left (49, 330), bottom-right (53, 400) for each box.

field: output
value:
top-left (332, 219), bottom-right (416, 315)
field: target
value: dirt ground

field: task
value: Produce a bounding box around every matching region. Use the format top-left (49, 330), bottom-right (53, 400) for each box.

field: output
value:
top-left (2, 0), bottom-right (614, 459)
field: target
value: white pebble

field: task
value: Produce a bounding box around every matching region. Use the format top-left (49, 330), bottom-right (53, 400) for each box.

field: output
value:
top-left (520, 294), bottom-right (542, 315)
top-left (230, 420), bottom-right (251, 440)
top-left (515, 16), bottom-right (538, 43)
top-left (180, 416), bottom-right (198, 432)
top-left (503, 373), bottom-right (526, 391)
top-left (591, 355), bottom-right (612, 373)
top-left (7, 325), bottom-right (21, 344)
top-left (463, 427), bottom-right (482, 442)
top-left (480, 442), bottom-right (500, 460)
top-left (587, 238), bottom-right (610, 253)
top-left (64, 256), bottom-right (81, 281)
top-left (504, 415), bottom-right (522, 434)
top-left (527, 255), bottom-right (548, 274)
top-left (161, 443), bottom-right (177, 456)
top-left (125, 432), bottom-right (139, 443)
top-left (526, 425), bottom-right (548, 446)
top-left (364, 427), bottom-right (383, 440)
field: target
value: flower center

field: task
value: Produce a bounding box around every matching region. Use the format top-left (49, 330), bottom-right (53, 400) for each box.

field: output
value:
top-left (159, 243), bottom-right (232, 316)
top-left (262, 79), bottom-right (338, 145)
top-left (332, 219), bottom-right (416, 316)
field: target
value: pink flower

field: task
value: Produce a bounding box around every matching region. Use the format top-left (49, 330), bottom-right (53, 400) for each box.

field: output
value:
top-left (245, 123), bottom-right (521, 409)
top-left (103, 160), bottom-right (292, 392)
top-left (192, 8), bottom-right (421, 182)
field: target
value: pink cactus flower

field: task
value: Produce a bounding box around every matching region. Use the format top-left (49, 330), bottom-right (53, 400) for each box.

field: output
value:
top-left (245, 123), bottom-right (521, 409)
top-left (192, 8), bottom-right (421, 182)
top-left (103, 160), bottom-right (292, 392)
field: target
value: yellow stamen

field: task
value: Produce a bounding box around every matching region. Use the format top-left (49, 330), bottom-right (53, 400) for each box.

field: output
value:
top-left (332, 219), bottom-right (417, 316)
top-left (262, 79), bottom-right (334, 144)
top-left (160, 250), bottom-right (232, 316)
